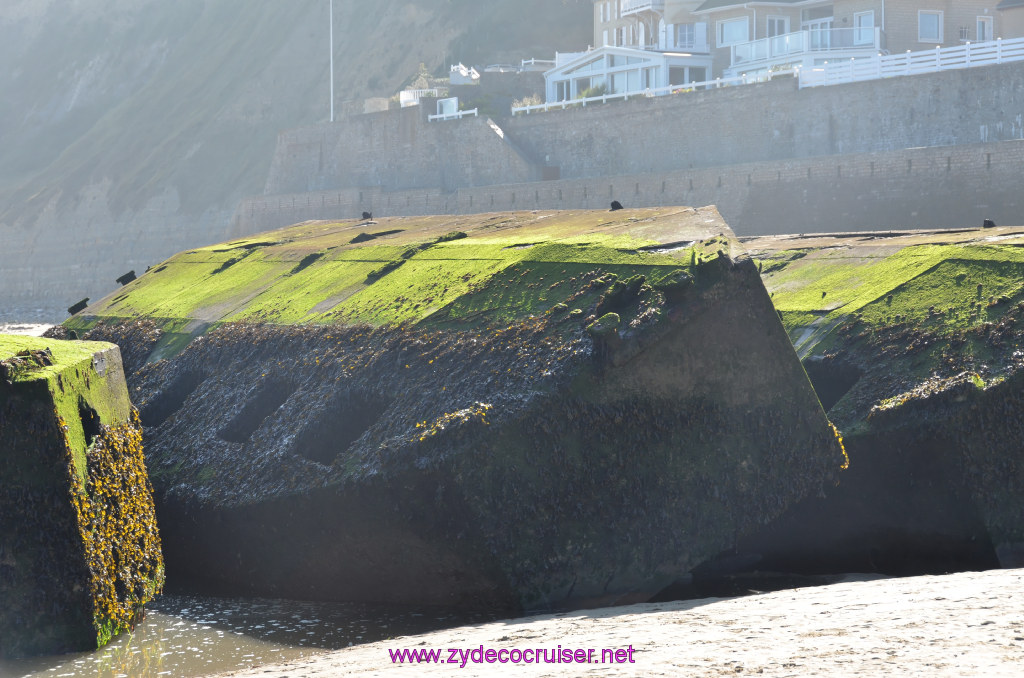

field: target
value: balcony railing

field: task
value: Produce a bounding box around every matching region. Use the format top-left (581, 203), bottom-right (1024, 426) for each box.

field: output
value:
top-left (620, 0), bottom-right (664, 16)
top-left (732, 27), bottom-right (884, 67)
top-left (663, 36), bottom-right (710, 53)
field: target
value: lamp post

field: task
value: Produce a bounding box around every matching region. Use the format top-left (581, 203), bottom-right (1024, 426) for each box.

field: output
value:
top-left (329, 0), bottom-right (334, 122)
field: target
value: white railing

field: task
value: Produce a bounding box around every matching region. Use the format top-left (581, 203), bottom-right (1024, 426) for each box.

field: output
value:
top-left (620, 0), bottom-right (664, 16)
top-left (521, 58), bottom-right (556, 71)
top-left (799, 36), bottom-right (1024, 88)
top-left (662, 37), bottom-right (711, 53)
top-left (732, 27), bottom-right (883, 66)
top-left (428, 108), bottom-right (479, 122)
top-left (399, 88), bottom-right (448, 108)
top-left (512, 70), bottom-right (796, 115)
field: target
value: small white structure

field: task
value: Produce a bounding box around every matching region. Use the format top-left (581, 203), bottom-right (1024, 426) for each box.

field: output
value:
top-left (437, 97), bottom-right (459, 117)
top-left (450, 63), bottom-right (480, 85)
top-left (399, 88), bottom-right (439, 108)
top-left (428, 97), bottom-right (480, 122)
top-left (543, 45), bottom-right (712, 102)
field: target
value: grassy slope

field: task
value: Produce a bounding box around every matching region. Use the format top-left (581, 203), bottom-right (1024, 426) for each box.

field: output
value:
top-left (69, 208), bottom-right (734, 341)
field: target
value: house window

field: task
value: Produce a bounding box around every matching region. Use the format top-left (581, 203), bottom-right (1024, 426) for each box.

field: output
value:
top-left (854, 11), bottom-right (874, 46)
top-left (676, 23), bottom-right (695, 48)
top-left (978, 16), bottom-right (994, 42)
top-left (919, 11), bottom-right (943, 43)
top-left (767, 16), bottom-right (789, 38)
top-left (717, 17), bottom-right (749, 47)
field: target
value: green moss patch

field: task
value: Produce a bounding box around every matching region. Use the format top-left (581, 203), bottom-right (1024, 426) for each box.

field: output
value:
top-left (68, 209), bottom-right (731, 358)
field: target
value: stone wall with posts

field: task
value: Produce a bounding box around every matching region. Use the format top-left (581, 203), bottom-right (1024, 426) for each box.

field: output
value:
top-left (235, 137), bottom-right (1024, 238)
top-left (255, 61), bottom-right (1024, 236)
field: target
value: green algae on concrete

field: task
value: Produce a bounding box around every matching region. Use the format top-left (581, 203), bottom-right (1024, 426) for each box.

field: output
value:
top-left (746, 226), bottom-right (1024, 569)
top-left (0, 336), bottom-right (163, 658)
top-left (68, 209), bottom-right (737, 347)
top-left (63, 208), bottom-right (844, 610)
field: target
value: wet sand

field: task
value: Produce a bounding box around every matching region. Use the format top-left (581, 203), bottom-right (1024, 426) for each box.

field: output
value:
top-left (0, 323), bottom-right (53, 337)
top-left (213, 568), bottom-right (1024, 677)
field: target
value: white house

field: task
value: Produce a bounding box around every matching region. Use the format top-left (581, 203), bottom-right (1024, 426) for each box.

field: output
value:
top-left (543, 45), bottom-right (712, 102)
top-left (593, 1), bottom-right (1021, 78)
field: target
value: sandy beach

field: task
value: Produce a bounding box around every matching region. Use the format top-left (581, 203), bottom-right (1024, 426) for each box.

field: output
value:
top-left (0, 323), bottom-right (53, 337)
top-left (212, 568), bottom-right (1024, 677)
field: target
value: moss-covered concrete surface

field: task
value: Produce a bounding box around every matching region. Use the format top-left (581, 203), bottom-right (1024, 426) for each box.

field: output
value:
top-left (744, 226), bottom-right (1024, 571)
top-left (0, 336), bottom-right (163, 658)
top-left (57, 208), bottom-right (845, 610)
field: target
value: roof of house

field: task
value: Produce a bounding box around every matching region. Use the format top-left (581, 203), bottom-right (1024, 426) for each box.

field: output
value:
top-left (695, 0), bottom-right (813, 11)
top-left (998, 0), bottom-right (1024, 9)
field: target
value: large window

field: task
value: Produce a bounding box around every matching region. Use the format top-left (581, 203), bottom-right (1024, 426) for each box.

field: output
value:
top-left (978, 16), bottom-right (994, 42)
top-left (919, 10), bottom-right (943, 43)
top-left (717, 17), bottom-right (749, 47)
top-left (676, 23), bottom-right (695, 48)
top-left (854, 11), bottom-right (874, 46)
top-left (767, 16), bottom-right (789, 38)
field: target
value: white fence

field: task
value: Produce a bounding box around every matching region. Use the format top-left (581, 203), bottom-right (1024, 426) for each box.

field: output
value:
top-left (799, 36), bottom-right (1024, 88)
top-left (512, 37), bottom-right (1024, 115)
top-left (512, 70), bottom-right (796, 115)
top-left (428, 108), bottom-right (479, 122)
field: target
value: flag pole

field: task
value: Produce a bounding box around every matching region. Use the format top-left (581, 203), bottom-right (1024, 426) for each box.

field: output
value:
top-left (329, 0), bottom-right (335, 122)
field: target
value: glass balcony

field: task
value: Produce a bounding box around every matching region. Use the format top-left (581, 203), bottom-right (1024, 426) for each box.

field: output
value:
top-left (731, 27), bottom-right (885, 67)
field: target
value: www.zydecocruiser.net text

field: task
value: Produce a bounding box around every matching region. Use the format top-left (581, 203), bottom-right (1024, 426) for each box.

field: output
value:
top-left (389, 645), bottom-right (637, 667)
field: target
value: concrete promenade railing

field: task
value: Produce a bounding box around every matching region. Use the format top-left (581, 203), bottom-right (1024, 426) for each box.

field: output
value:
top-left (799, 36), bottom-right (1024, 88)
top-left (511, 70), bottom-right (797, 115)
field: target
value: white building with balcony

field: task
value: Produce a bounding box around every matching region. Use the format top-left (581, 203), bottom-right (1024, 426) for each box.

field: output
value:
top-left (531, 1), bottom-right (1023, 107)
top-left (537, 1), bottom-right (712, 104)
top-left (543, 45), bottom-right (713, 103)
top-left (592, 1), bottom-right (1017, 79)
top-left (723, 24), bottom-right (885, 78)
top-left (694, 1), bottom-right (1014, 78)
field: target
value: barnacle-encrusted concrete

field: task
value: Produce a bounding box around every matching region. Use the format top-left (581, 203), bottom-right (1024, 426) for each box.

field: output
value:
top-left (0, 336), bottom-right (163, 658)
top-left (744, 227), bottom-right (1024, 573)
top-left (61, 208), bottom-right (845, 610)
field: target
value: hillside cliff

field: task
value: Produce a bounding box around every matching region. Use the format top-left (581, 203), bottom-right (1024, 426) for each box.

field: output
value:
top-left (0, 0), bottom-right (590, 321)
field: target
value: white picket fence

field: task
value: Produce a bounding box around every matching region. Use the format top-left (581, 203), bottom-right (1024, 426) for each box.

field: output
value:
top-left (799, 36), bottom-right (1024, 88)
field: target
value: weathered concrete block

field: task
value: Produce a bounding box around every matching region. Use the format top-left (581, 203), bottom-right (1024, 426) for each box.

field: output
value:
top-left (746, 228), bottom-right (1024, 574)
top-left (0, 336), bottom-right (163, 658)
top-left (67, 208), bottom-right (845, 611)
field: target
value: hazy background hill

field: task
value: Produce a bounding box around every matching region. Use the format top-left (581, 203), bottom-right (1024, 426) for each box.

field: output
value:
top-left (0, 0), bottom-right (590, 321)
